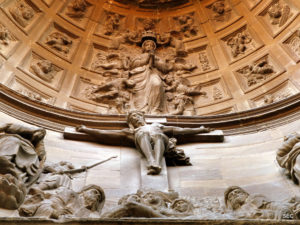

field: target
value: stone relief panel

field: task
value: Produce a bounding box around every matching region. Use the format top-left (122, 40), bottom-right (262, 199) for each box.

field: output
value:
top-left (70, 76), bottom-right (110, 114)
top-left (38, 23), bottom-right (80, 62)
top-left (193, 78), bottom-right (231, 110)
top-left (18, 160), bottom-right (106, 219)
top-left (58, 0), bottom-right (94, 30)
top-left (249, 80), bottom-right (299, 108)
top-left (81, 30), bottom-right (209, 115)
top-left (187, 45), bottom-right (218, 75)
top-left (17, 51), bottom-right (66, 91)
top-left (0, 0), bottom-right (42, 34)
top-left (95, 10), bottom-right (126, 38)
top-left (0, 23), bottom-right (19, 59)
top-left (81, 42), bottom-right (126, 76)
top-left (257, 0), bottom-right (299, 37)
top-left (205, 0), bottom-right (242, 32)
top-left (7, 76), bottom-right (55, 104)
top-left (220, 25), bottom-right (264, 64)
top-left (281, 29), bottom-right (300, 63)
top-left (170, 12), bottom-right (205, 40)
top-left (244, 0), bottom-right (262, 10)
top-left (234, 53), bottom-right (286, 93)
top-left (135, 17), bottom-right (160, 32)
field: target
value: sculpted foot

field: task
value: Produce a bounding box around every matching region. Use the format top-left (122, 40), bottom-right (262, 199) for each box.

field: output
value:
top-left (147, 165), bottom-right (161, 175)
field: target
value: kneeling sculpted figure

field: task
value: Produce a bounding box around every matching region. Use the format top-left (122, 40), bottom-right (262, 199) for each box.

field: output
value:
top-left (0, 123), bottom-right (46, 209)
top-left (76, 111), bottom-right (212, 175)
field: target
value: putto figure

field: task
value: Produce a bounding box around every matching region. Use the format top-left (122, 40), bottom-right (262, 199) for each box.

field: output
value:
top-left (76, 111), bottom-right (213, 175)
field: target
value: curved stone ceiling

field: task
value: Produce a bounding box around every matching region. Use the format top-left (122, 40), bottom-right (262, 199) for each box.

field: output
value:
top-left (0, 0), bottom-right (299, 117)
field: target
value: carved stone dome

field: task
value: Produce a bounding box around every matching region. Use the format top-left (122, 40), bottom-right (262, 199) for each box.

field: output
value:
top-left (0, 0), bottom-right (299, 131)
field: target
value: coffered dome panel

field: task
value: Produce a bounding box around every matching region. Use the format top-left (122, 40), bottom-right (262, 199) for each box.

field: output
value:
top-left (0, 0), bottom-right (299, 119)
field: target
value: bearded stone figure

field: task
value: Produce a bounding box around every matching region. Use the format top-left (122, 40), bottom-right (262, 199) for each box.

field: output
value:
top-left (0, 123), bottom-right (46, 209)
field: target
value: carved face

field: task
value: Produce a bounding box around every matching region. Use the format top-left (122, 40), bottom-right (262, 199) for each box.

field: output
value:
top-left (18, 3), bottom-right (34, 20)
top-left (171, 199), bottom-right (192, 213)
top-left (38, 60), bottom-right (53, 74)
top-left (142, 40), bottom-right (156, 52)
top-left (165, 75), bottom-right (174, 85)
top-left (143, 18), bottom-right (155, 30)
top-left (128, 112), bottom-right (145, 128)
top-left (212, 1), bottom-right (225, 15)
top-left (268, 3), bottom-right (282, 18)
top-left (227, 188), bottom-right (249, 210)
top-left (142, 192), bottom-right (163, 206)
top-left (82, 188), bottom-right (101, 211)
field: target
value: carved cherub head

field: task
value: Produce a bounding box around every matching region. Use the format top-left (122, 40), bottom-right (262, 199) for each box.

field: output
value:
top-left (142, 18), bottom-right (155, 31)
top-left (17, 1), bottom-right (34, 20)
top-left (268, 3), bottom-right (282, 19)
top-left (224, 186), bottom-right (249, 210)
top-left (37, 60), bottom-right (53, 74)
top-left (212, 0), bottom-right (225, 15)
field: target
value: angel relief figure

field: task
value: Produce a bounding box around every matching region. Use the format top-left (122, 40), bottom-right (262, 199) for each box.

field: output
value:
top-left (164, 74), bottom-right (207, 116)
top-left (238, 58), bottom-right (274, 87)
top-left (85, 77), bottom-right (135, 114)
top-left (267, 2), bottom-right (292, 27)
top-left (210, 0), bottom-right (232, 22)
top-left (66, 0), bottom-right (89, 19)
top-left (91, 52), bottom-right (130, 76)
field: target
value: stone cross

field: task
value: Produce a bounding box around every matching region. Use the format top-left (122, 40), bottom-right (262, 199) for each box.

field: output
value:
top-left (64, 112), bottom-right (224, 191)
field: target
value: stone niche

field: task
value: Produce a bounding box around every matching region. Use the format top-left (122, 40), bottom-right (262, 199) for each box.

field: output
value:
top-left (205, 0), bottom-right (242, 32)
top-left (6, 75), bottom-right (56, 105)
top-left (0, 23), bottom-right (19, 59)
top-left (257, 0), bottom-right (299, 38)
top-left (234, 53), bottom-right (286, 93)
top-left (17, 51), bottom-right (66, 91)
top-left (220, 24), bottom-right (264, 64)
top-left (94, 10), bottom-right (127, 38)
top-left (58, 0), bottom-right (95, 30)
top-left (249, 79), bottom-right (299, 108)
top-left (0, 0), bottom-right (43, 35)
top-left (38, 22), bottom-right (80, 63)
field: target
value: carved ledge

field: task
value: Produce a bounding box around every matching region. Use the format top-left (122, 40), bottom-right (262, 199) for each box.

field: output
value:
top-left (1, 83), bottom-right (300, 135)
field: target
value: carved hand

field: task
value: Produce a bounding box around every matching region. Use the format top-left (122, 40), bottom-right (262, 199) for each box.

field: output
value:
top-left (76, 125), bottom-right (86, 132)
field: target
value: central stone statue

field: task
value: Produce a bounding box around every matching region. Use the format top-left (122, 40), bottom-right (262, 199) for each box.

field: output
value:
top-left (76, 111), bottom-right (213, 175)
top-left (128, 38), bottom-right (171, 114)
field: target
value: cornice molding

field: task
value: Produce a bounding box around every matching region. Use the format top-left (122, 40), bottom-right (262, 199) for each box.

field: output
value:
top-left (0, 84), bottom-right (300, 135)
